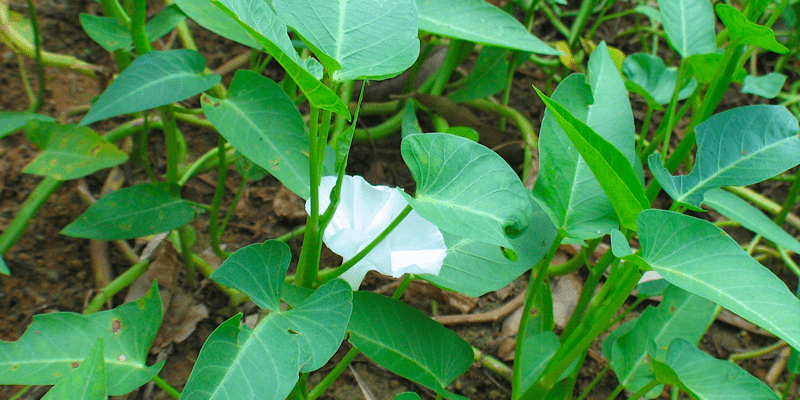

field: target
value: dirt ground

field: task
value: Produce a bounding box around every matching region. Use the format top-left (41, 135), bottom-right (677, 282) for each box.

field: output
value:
top-left (1, 1), bottom-right (799, 399)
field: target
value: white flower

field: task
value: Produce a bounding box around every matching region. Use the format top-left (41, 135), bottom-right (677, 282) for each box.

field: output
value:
top-left (306, 175), bottom-right (447, 290)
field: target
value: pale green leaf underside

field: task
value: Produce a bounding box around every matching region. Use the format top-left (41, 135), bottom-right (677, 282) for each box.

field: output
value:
top-left (401, 133), bottom-right (533, 248)
top-left (622, 53), bottom-right (697, 104)
top-left (638, 209), bottom-right (800, 351)
top-left (173, 0), bottom-right (260, 47)
top-left (423, 196), bottom-right (557, 297)
top-left (41, 338), bottom-right (107, 400)
top-left (654, 339), bottom-right (780, 400)
top-left (702, 188), bottom-right (800, 255)
top-left (657, 0), bottom-right (716, 58)
top-left (649, 105), bottom-right (800, 209)
top-left (23, 122), bottom-right (128, 181)
top-left (417, 0), bottom-right (558, 54)
top-left (0, 283), bottom-right (163, 396)
top-left (533, 42), bottom-right (639, 239)
top-left (611, 285), bottom-right (716, 396)
top-left (202, 70), bottom-right (313, 199)
top-left (80, 50), bottom-right (220, 126)
top-left (349, 292), bottom-right (472, 400)
top-left (273, 0), bottom-right (420, 81)
top-left (742, 73), bottom-right (787, 99)
top-left (61, 183), bottom-right (195, 240)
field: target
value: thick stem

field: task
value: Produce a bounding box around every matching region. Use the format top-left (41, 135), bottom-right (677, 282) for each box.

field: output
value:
top-left (296, 107), bottom-right (323, 288)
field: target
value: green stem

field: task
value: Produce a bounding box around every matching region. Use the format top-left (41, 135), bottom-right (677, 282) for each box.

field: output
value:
top-left (208, 135), bottom-right (230, 258)
top-left (729, 340), bottom-right (788, 362)
top-left (160, 106), bottom-right (180, 184)
top-left (318, 205), bottom-right (414, 285)
top-left (773, 169), bottom-right (800, 227)
top-left (84, 259), bottom-right (151, 314)
top-left (130, 0), bottom-right (152, 54)
top-left (463, 99), bottom-right (537, 149)
top-left (25, 0), bottom-right (44, 112)
top-left (274, 226), bottom-right (306, 243)
top-left (474, 346), bottom-right (513, 381)
top-left (177, 143), bottom-right (236, 187)
top-left (296, 106), bottom-right (323, 288)
top-left (99, 0), bottom-right (131, 26)
top-left (152, 375), bottom-right (181, 399)
top-left (179, 226), bottom-right (195, 286)
top-left (626, 380), bottom-right (660, 400)
top-left (307, 346), bottom-right (361, 400)
top-left (352, 108), bottom-right (404, 140)
top-left (726, 186), bottom-right (800, 231)
top-left (559, 246), bottom-right (614, 341)
top-left (567, 0), bottom-right (597, 48)
top-left (576, 364), bottom-right (610, 400)
top-left (538, 2), bottom-right (571, 38)
top-left (219, 174), bottom-right (248, 237)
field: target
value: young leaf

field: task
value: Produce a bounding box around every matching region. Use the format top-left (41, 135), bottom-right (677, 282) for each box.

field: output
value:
top-left (182, 242), bottom-right (352, 400)
top-left (656, 0), bottom-right (716, 57)
top-left (172, 0), bottom-right (260, 48)
top-left (649, 105), bottom-right (800, 209)
top-left (394, 393), bottom-right (422, 400)
top-left (79, 50), bottom-right (221, 126)
top-left (609, 285), bottom-right (716, 397)
top-left (202, 70), bottom-right (314, 199)
top-left (702, 188), bottom-right (800, 255)
top-left (0, 283), bottom-right (163, 396)
top-left (422, 196), bottom-right (557, 297)
top-left (348, 292), bottom-right (472, 400)
top-left (685, 53), bottom-right (746, 84)
top-left (41, 338), bottom-right (107, 400)
top-left (449, 46), bottom-right (509, 103)
top-left (144, 4), bottom-right (187, 41)
top-left (637, 209), bottom-right (800, 351)
top-left (401, 133), bottom-right (533, 248)
top-left (533, 42), bottom-right (643, 238)
top-left (273, 0), bottom-right (419, 81)
top-left (211, 0), bottom-right (351, 120)
top-left (0, 256), bottom-right (7, 275)
top-left (534, 87), bottom-right (648, 232)
top-left (417, 0), bottom-right (558, 54)
top-left (79, 13), bottom-right (131, 52)
top-left (61, 183), bottom-right (195, 240)
top-left (622, 53), bottom-right (697, 105)
top-left (0, 111), bottom-right (54, 138)
top-left (716, 4), bottom-right (789, 53)
top-left (652, 339), bottom-right (780, 400)
top-left (516, 332), bottom-right (560, 395)
top-left (742, 73), bottom-right (787, 99)
top-left (23, 121), bottom-right (128, 180)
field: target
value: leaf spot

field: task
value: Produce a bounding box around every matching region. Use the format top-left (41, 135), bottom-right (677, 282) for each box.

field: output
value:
top-left (742, 150), bottom-right (747, 156)
top-left (286, 329), bottom-right (300, 335)
top-left (111, 318), bottom-right (122, 334)
top-left (71, 361), bottom-right (80, 369)
top-left (118, 354), bottom-right (127, 362)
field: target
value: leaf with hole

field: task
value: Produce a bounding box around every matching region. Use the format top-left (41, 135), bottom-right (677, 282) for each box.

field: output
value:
top-left (649, 105), bottom-right (800, 210)
top-left (181, 242), bottom-right (352, 400)
top-left (0, 283), bottom-right (163, 395)
top-left (401, 133), bottom-right (533, 248)
top-left (637, 209), bottom-right (800, 351)
top-left (79, 50), bottom-right (221, 126)
top-left (23, 121), bottom-right (128, 180)
top-left (273, 0), bottom-right (419, 81)
top-left (61, 183), bottom-right (195, 240)
top-left (348, 291), bottom-right (472, 400)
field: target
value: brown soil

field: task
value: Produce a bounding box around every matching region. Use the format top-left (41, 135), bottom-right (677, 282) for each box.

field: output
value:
top-left (2, 1), bottom-right (799, 400)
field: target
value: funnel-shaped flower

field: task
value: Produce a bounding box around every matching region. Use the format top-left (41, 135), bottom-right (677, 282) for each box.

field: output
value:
top-left (307, 176), bottom-right (446, 290)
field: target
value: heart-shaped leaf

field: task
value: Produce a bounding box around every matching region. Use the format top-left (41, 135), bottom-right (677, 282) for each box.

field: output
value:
top-left (401, 133), bottom-right (533, 248)
top-left (23, 121), bottom-right (128, 180)
top-left (273, 0), bottom-right (419, 81)
top-left (348, 291), bottom-right (472, 400)
top-left (742, 72), bottom-right (787, 99)
top-left (80, 50), bottom-right (221, 126)
top-left (649, 105), bottom-right (800, 209)
top-left (716, 4), bottom-right (788, 53)
top-left (637, 209), bottom-right (800, 351)
top-left (622, 53), bottom-right (697, 104)
top-left (61, 183), bottom-right (195, 240)
top-left (182, 242), bottom-right (352, 400)
top-left (0, 283), bottom-right (163, 395)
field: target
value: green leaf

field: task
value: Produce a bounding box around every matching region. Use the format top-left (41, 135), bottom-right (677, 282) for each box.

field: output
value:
top-left (449, 46), bottom-right (509, 103)
top-left (401, 133), bottom-right (533, 248)
top-left (273, 0), bottom-right (419, 81)
top-left (637, 209), bottom-right (800, 351)
top-left (401, 101), bottom-right (422, 138)
top-left (23, 121), bottom-right (128, 180)
top-left (657, 0), bottom-right (716, 57)
top-left (172, 0), bottom-right (260, 48)
top-left (649, 105), bottom-right (800, 209)
top-left (0, 111), bottom-right (54, 139)
top-left (202, 70), bottom-right (314, 199)
top-left (742, 73), bottom-right (787, 99)
top-left (348, 292), bottom-right (472, 400)
top-left (79, 13), bottom-right (131, 52)
top-left (517, 332), bottom-right (560, 395)
top-left (610, 229), bottom-right (633, 257)
top-left (652, 339), bottom-right (780, 400)
top-left (182, 242), bottom-right (352, 400)
top-left (42, 338), bottom-right (107, 400)
top-left (533, 42), bottom-right (643, 238)
top-left (235, 156), bottom-right (269, 181)
top-left (686, 53), bottom-right (747, 85)
top-left (417, 0), bottom-right (558, 54)
top-left (702, 188), bottom-right (800, 255)
top-left (80, 50), bottom-right (221, 125)
top-left (0, 283), bottom-right (163, 396)
top-left (534, 88), bottom-right (648, 233)
top-left (0, 256), bottom-right (7, 275)
top-left (394, 393), bottom-right (422, 400)
top-left (145, 5), bottom-right (187, 42)
top-left (622, 53), bottom-right (697, 105)
top-left (61, 183), bottom-right (195, 240)
top-left (610, 285), bottom-right (716, 397)
top-left (212, 0), bottom-right (350, 120)
top-left (422, 196), bottom-right (557, 297)
top-left (716, 4), bottom-right (789, 54)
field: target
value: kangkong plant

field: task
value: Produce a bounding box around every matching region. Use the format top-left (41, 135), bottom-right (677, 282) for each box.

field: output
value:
top-left (0, 0), bottom-right (799, 399)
